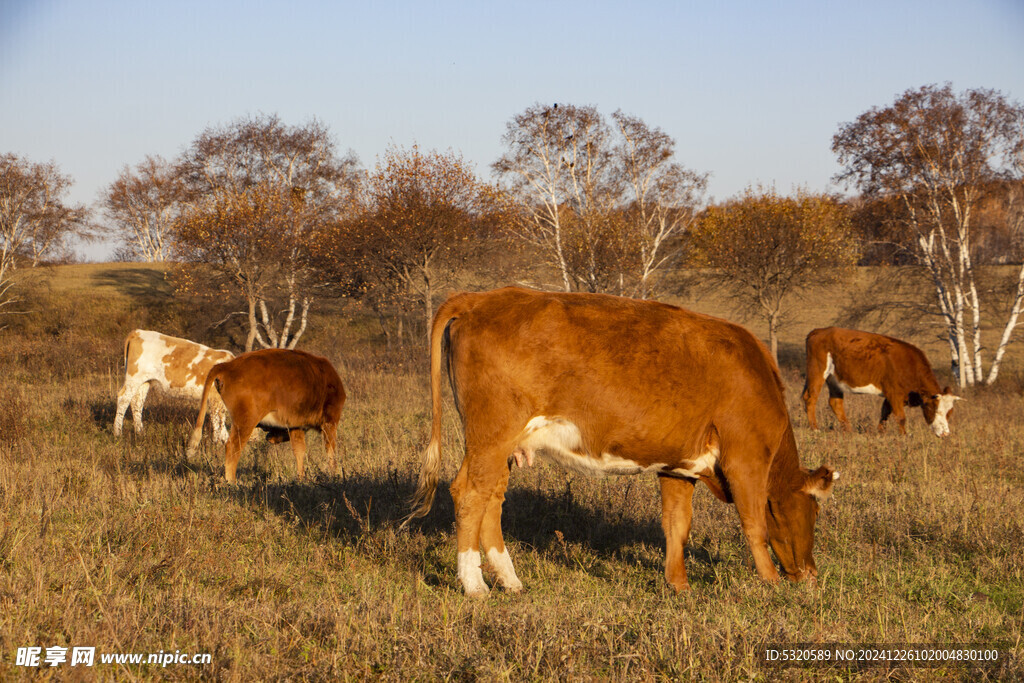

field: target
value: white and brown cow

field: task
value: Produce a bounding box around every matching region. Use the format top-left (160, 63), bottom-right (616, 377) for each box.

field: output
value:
top-left (802, 327), bottom-right (961, 437)
top-left (115, 329), bottom-right (234, 441)
top-left (187, 348), bottom-right (346, 483)
top-left (404, 287), bottom-right (838, 596)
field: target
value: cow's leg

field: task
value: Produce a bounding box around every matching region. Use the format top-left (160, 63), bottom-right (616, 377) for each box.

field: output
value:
top-left (878, 399), bottom-right (892, 433)
top-left (450, 447), bottom-right (512, 598)
top-left (722, 449), bottom-right (780, 583)
top-left (881, 394), bottom-right (907, 434)
top-left (224, 418), bottom-right (256, 484)
top-left (802, 365), bottom-right (825, 431)
top-left (289, 428), bottom-right (307, 478)
top-left (659, 475), bottom-right (696, 592)
top-left (479, 465), bottom-right (522, 592)
top-left (826, 379), bottom-right (850, 432)
top-left (129, 382), bottom-right (150, 434)
top-left (113, 381), bottom-right (135, 436)
top-left (321, 420), bottom-right (339, 475)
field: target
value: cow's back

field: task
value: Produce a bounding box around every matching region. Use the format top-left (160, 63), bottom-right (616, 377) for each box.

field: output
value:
top-left (215, 349), bottom-right (345, 423)
top-left (124, 329), bottom-right (233, 397)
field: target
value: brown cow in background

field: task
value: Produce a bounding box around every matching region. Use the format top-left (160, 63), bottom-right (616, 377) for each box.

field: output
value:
top-left (404, 287), bottom-right (838, 597)
top-left (187, 348), bottom-right (346, 483)
top-left (803, 327), bottom-right (961, 437)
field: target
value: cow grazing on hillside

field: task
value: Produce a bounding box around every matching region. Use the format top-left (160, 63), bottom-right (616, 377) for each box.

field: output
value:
top-left (404, 287), bottom-right (838, 597)
top-left (115, 329), bottom-right (234, 441)
top-left (187, 348), bottom-right (346, 483)
top-left (802, 327), bottom-right (961, 437)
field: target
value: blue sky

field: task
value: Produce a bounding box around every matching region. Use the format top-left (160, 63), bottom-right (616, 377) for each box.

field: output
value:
top-left (2, 0), bottom-right (1023, 260)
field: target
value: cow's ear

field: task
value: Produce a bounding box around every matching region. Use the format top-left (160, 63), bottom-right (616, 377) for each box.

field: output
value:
top-left (803, 466), bottom-right (839, 502)
top-left (941, 386), bottom-right (965, 401)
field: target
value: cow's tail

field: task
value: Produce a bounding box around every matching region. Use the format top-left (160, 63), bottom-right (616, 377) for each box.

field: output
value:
top-left (122, 333), bottom-right (133, 371)
top-left (186, 364), bottom-right (225, 456)
top-left (401, 293), bottom-right (475, 528)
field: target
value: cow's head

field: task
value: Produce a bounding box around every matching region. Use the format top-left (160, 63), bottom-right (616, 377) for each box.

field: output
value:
top-left (921, 386), bottom-right (961, 438)
top-left (766, 466), bottom-right (838, 582)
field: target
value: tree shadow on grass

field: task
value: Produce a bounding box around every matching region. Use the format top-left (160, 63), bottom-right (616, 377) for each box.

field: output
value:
top-left (92, 267), bottom-right (173, 302)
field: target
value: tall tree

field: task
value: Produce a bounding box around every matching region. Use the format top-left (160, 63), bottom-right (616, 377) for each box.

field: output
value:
top-left (833, 84), bottom-right (1024, 386)
top-left (689, 188), bottom-right (858, 362)
top-left (493, 103), bottom-right (616, 293)
top-left (493, 103), bottom-right (706, 296)
top-left (102, 155), bottom-right (182, 262)
top-left (172, 183), bottom-right (312, 351)
top-left (0, 154), bottom-right (88, 323)
top-left (612, 110), bottom-right (708, 298)
top-left (322, 145), bottom-right (487, 342)
top-left (173, 114), bottom-right (359, 349)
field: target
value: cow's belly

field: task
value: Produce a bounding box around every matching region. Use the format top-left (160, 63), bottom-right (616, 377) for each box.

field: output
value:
top-left (515, 416), bottom-right (716, 478)
top-left (160, 381), bottom-right (204, 399)
top-left (836, 380), bottom-right (883, 395)
top-left (259, 411), bottom-right (290, 429)
top-left (825, 354), bottom-right (884, 395)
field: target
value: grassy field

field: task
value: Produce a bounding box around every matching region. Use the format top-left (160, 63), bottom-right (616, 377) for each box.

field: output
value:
top-left (0, 263), bottom-right (1021, 680)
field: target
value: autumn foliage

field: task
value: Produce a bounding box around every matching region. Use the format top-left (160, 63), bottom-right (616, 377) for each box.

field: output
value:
top-left (318, 145), bottom-right (491, 343)
top-left (689, 188), bottom-right (858, 360)
top-left (169, 114), bottom-right (359, 350)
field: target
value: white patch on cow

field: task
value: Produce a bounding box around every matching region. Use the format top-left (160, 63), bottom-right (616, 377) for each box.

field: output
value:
top-left (929, 394), bottom-right (958, 438)
top-left (669, 448), bottom-right (718, 479)
top-left (259, 411), bottom-right (289, 429)
top-left (823, 353), bottom-right (882, 396)
top-left (485, 546), bottom-right (522, 592)
top-left (837, 380), bottom-right (883, 396)
top-left (516, 416), bottom-right (666, 476)
top-left (458, 549), bottom-right (489, 596)
top-left (516, 416), bottom-right (679, 476)
top-left (823, 352), bottom-right (835, 383)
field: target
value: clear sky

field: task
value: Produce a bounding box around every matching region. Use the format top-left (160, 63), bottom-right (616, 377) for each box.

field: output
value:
top-left (2, 0), bottom-right (1023, 260)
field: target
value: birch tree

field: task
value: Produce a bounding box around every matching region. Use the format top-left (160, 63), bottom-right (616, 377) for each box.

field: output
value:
top-left (174, 114), bottom-right (359, 349)
top-left (0, 154), bottom-right (88, 323)
top-left (833, 84), bottom-right (1024, 386)
top-left (612, 110), bottom-right (708, 298)
top-left (172, 183), bottom-right (314, 351)
top-left (494, 104), bottom-right (705, 296)
top-left (102, 155), bottom-right (181, 262)
top-left (493, 103), bottom-right (617, 293)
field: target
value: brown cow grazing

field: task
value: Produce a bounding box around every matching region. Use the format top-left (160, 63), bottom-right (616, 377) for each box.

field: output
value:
top-left (802, 327), bottom-right (961, 437)
top-left (187, 348), bottom-right (346, 483)
top-left (115, 329), bottom-right (234, 441)
top-left (404, 287), bottom-right (838, 597)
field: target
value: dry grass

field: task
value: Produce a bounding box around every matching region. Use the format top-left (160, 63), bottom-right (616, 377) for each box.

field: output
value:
top-left (0, 265), bottom-right (1021, 680)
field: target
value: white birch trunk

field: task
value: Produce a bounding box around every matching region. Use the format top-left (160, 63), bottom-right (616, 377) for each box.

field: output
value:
top-left (287, 298), bottom-right (310, 350)
top-left (985, 261), bottom-right (1024, 384)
